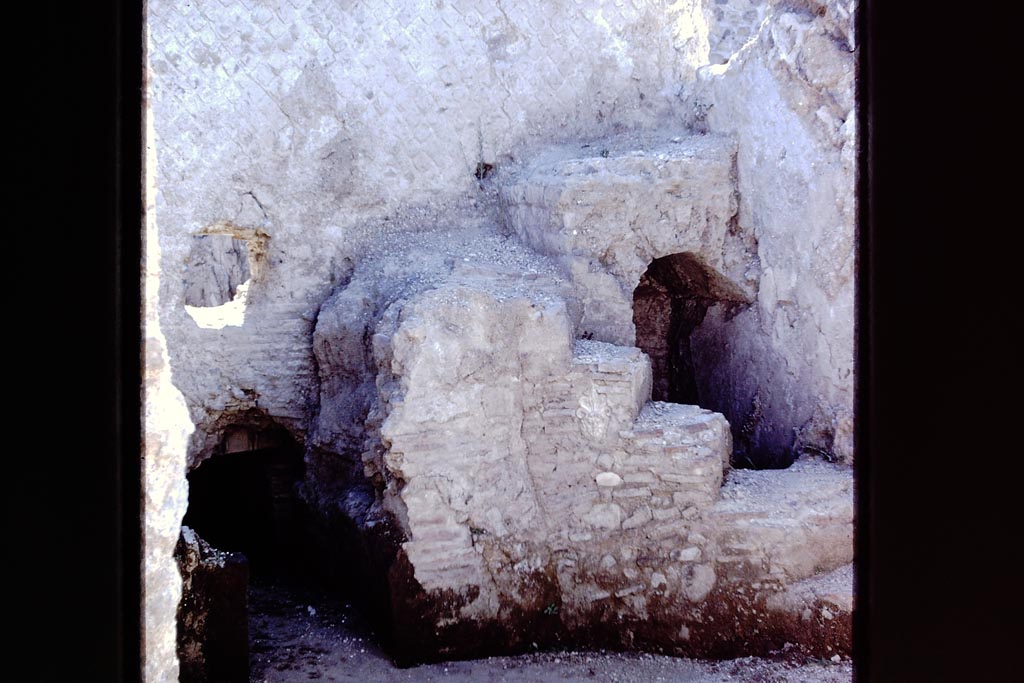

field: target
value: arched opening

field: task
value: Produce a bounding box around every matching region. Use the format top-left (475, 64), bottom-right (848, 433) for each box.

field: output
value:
top-left (176, 423), bottom-right (310, 682)
top-left (633, 252), bottom-right (782, 470)
top-left (633, 272), bottom-right (703, 404)
top-left (177, 422), bottom-right (400, 681)
top-left (633, 252), bottom-right (744, 405)
top-left (182, 424), bottom-right (305, 577)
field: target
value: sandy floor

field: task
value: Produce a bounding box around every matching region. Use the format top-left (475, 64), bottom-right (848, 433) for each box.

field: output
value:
top-left (248, 578), bottom-right (853, 683)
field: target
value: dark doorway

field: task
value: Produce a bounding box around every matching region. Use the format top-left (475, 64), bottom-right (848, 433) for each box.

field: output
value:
top-left (182, 425), bottom-right (305, 577)
top-left (633, 253), bottom-right (723, 404)
top-left (633, 252), bottom-right (752, 405)
top-left (178, 424), bottom-right (308, 682)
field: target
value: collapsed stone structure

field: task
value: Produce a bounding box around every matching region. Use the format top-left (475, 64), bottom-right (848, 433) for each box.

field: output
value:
top-left (144, 1), bottom-right (857, 679)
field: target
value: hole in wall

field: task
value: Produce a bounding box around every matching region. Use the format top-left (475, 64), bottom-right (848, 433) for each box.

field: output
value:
top-left (178, 424), bottom-right (391, 680)
top-left (632, 253), bottom-right (728, 404)
top-left (183, 234), bottom-right (252, 307)
top-left (177, 423), bottom-right (308, 683)
top-left (183, 234), bottom-right (253, 329)
top-left (183, 424), bottom-right (304, 576)
top-left (633, 253), bottom-right (789, 470)
top-left (473, 161), bottom-right (494, 181)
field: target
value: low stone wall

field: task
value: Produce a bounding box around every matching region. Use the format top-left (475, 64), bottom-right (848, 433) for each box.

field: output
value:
top-left (307, 241), bottom-right (851, 662)
top-left (175, 527), bottom-right (250, 683)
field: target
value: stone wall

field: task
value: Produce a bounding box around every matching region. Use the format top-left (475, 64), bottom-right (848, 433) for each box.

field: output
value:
top-left (297, 127), bottom-right (853, 659)
top-left (690, 0), bottom-right (857, 462)
top-left (309, 246), bottom-right (851, 660)
top-left (148, 0), bottom-right (855, 471)
top-left (143, 88), bottom-right (193, 683)
top-left (148, 0), bottom-right (715, 467)
top-left (702, 0), bottom-right (771, 66)
top-left (144, 0), bottom-right (858, 676)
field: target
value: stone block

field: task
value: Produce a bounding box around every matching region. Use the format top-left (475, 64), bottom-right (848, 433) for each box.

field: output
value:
top-left (175, 526), bottom-right (249, 683)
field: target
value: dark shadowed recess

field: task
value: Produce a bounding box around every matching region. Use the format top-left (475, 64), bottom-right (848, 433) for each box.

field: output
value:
top-left (183, 426), bottom-right (305, 577)
top-left (177, 424), bottom-right (309, 683)
top-left (633, 253), bottom-right (721, 405)
top-left (632, 252), bottom-right (790, 469)
top-left (179, 425), bottom-right (405, 679)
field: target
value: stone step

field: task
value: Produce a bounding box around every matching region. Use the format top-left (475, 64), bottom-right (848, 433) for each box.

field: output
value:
top-left (502, 131), bottom-right (737, 260)
top-left (710, 459), bottom-right (854, 583)
top-left (570, 339), bottom-right (649, 375)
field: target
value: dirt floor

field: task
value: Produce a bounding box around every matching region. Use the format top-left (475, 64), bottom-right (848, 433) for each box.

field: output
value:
top-left (248, 577), bottom-right (853, 683)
